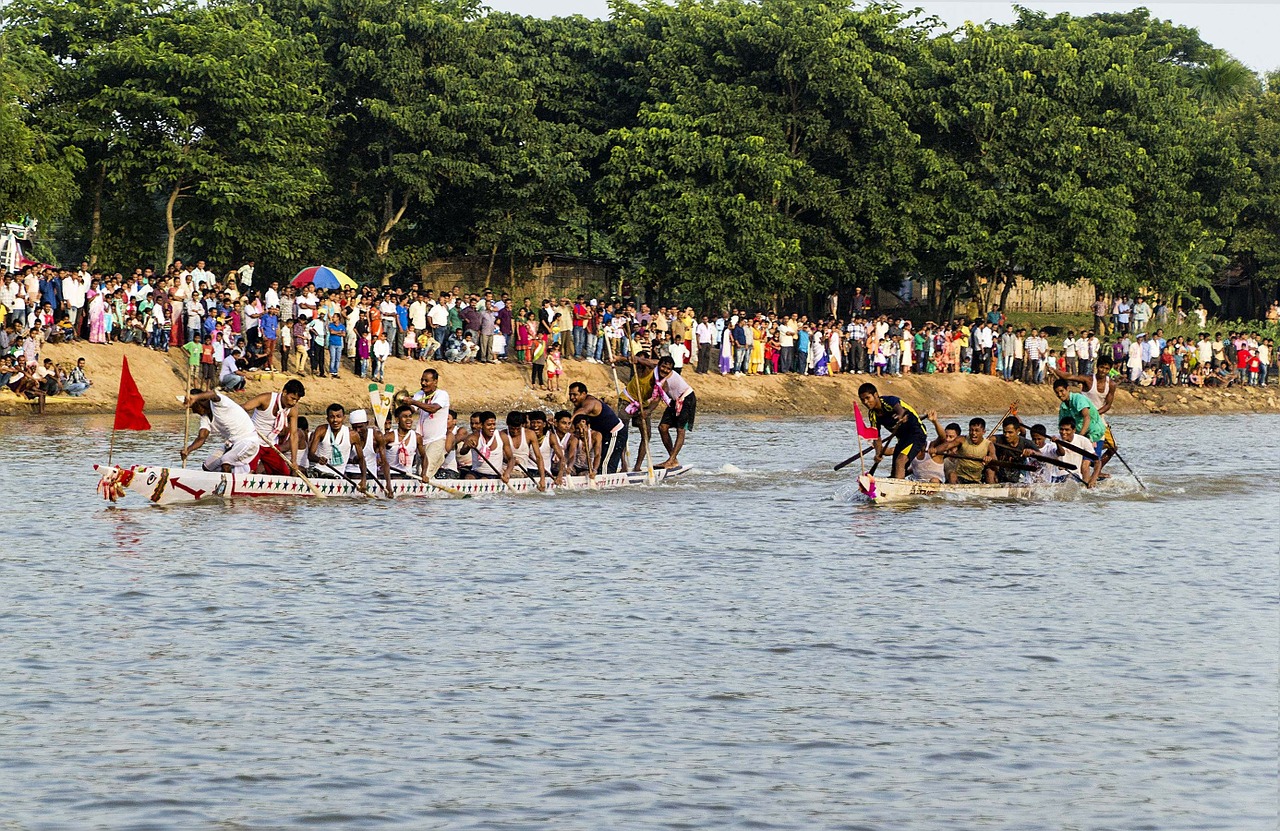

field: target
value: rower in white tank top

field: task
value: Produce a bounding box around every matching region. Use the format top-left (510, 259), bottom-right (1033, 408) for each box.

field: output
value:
top-left (317, 424), bottom-right (352, 469)
top-left (1085, 374), bottom-right (1111, 417)
top-left (470, 431), bottom-right (501, 476)
top-left (250, 392), bottom-right (290, 443)
top-left (909, 450), bottom-right (945, 483)
top-left (347, 428), bottom-right (379, 477)
top-left (384, 427), bottom-right (420, 477)
top-left (509, 428), bottom-right (534, 474)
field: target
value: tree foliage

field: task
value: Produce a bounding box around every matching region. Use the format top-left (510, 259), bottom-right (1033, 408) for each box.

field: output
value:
top-left (2, 0), bottom-right (1275, 313)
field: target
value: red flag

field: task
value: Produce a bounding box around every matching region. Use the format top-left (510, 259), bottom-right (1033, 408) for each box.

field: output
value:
top-left (852, 402), bottom-right (879, 441)
top-left (113, 356), bottom-right (151, 431)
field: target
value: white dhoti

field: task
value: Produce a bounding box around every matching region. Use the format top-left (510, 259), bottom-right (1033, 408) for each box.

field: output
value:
top-left (203, 437), bottom-right (261, 474)
top-left (423, 438), bottom-right (446, 480)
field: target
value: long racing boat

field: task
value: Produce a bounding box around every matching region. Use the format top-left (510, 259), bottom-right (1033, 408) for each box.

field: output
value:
top-left (97, 463), bottom-right (692, 505)
top-left (857, 473), bottom-right (1071, 505)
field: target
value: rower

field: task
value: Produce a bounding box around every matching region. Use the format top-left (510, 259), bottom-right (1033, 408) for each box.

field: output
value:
top-left (455, 412), bottom-right (481, 474)
top-left (1050, 357), bottom-right (1118, 471)
top-left (565, 413), bottom-right (601, 480)
top-left (909, 411), bottom-right (962, 483)
top-left (568, 381), bottom-right (629, 474)
top-left (346, 409), bottom-right (380, 490)
top-left (381, 402), bottom-right (425, 480)
top-left (1026, 425), bottom-right (1059, 484)
top-left (437, 410), bottom-right (463, 480)
top-left (992, 416), bottom-right (1037, 484)
top-left (1051, 419), bottom-right (1098, 487)
top-left (550, 409), bottom-right (574, 484)
top-left (405, 368), bottom-right (449, 480)
top-left (1053, 378), bottom-right (1106, 459)
top-left (244, 378), bottom-right (305, 475)
top-left (461, 411), bottom-right (506, 480)
top-left (308, 403), bottom-right (369, 491)
top-left (277, 416), bottom-right (310, 472)
top-left (181, 389), bottom-right (262, 474)
top-left (858, 382), bottom-right (928, 479)
top-left (527, 410), bottom-right (567, 486)
top-left (504, 411), bottom-right (547, 491)
top-left (948, 417), bottom-right (996, 484)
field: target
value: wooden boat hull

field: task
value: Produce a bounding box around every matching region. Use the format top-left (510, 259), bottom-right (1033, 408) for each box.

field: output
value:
top-left (96, 464), bottom-right (692, 505)
top-left (857, 473), bottom-right (1068, 505)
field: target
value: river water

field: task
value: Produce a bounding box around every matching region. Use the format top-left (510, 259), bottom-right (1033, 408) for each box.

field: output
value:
top-left (1, 413), bottom-right (1276, 830)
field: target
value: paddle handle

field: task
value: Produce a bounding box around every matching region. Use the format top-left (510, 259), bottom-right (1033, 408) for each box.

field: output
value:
top-left (834, 446), bottom-right (875, 471)
top-left (257, 430), bottom-right (326, 499)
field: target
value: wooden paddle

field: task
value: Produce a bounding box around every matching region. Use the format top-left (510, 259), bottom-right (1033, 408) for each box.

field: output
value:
top-left (623, 320), bottom-right (655, 483)
top-left (936, 452), bottom-right (1035, 472)
top-left (834, 446), bottom-right (875, 471)
top-left (1008, 417), bottom-right (1101, 461)
top-left (419, 473), bottom-right (471, 498)
top-left (255, 429), bottom-right (327, 499)
top-left (181, 363), bottom-right (193, 467)
top-left (320, 461), bottom-right (377, 498)
top-left (993, 443), bottom-right (1074, 470)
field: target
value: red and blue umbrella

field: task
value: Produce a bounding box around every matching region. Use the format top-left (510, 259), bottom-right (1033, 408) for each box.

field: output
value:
top-left (291, 265), bottom-right (357, 290)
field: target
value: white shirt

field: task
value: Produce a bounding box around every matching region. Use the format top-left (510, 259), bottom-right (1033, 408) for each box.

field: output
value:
top-left (695, 321), bottom-right (715, 345)
top-left (62, 276), bottom-right (86, 308)
top-left (409, 300), bottom-right (429, 330)
top-left (201, 395), bottom-right (258, 444)
top-left (373, 338), bottom-right (391, 360)
top-left (237, 263), bottom-right (254, 286)
top-left (1063, 337), bottom-right (1076, 358)
top-left (414, 388), bottom-right (451, 443)
top-left (264, 287), bottom-right (280, 308)
top-left (657, 367), bottom-right (693, 401)
top-left (220, 355), bottom-right (240, 378)
top-left (190, 267), bottom-right (215, 289)
top-left (667, 342), bottom-right (690, 368)
top-left (427, 302), bottom-right (448, 327)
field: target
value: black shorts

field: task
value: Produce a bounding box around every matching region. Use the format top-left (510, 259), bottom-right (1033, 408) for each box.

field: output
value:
top-left (892, 429), bottom-right (927, 460)
top-left (660, 393), bottom-right (696, 432)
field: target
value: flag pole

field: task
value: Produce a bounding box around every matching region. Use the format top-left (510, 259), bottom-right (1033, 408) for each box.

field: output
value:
top-left (182, 362), bottom-right (192, 467)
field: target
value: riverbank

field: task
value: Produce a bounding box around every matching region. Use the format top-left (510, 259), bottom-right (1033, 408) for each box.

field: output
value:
top-left (4, 341), bottom-right (1278, 417)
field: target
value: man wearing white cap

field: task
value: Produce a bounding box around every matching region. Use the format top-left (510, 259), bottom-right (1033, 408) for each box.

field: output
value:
top-left (345, 408), bottom-right (381, 488)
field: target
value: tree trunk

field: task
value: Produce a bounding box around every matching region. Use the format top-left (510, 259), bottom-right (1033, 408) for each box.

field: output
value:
top-left (998, 275), bottom-right (1017, 316)
top-left (164, 179), bottom-right (187, 269)
top-left (87, 162), bottom-right (106, 268)
top-left (377, 191), bottom-right (411, 285)
top-left (485, 242), bottom-right (498, 288)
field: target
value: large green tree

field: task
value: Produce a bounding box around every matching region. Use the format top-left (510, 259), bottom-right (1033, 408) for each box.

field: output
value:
top-left (600, 0), bottom-right (928, 308)
top-left (915, 15), bottom-right (1246, 312)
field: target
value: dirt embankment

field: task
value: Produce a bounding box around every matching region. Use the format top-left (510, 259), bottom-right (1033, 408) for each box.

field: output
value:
top-left (4, 341), bottom-right (1278, 418)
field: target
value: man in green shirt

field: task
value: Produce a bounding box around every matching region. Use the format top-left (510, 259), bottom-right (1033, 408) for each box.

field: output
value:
top-left (1053, 378), bottom-right (1105, 452)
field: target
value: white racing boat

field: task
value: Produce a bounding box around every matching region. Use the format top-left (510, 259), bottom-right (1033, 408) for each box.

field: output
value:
top-left (857, 473), bottom-right (1070, 505)
top-left (96, 464), bottom-right (692, 506)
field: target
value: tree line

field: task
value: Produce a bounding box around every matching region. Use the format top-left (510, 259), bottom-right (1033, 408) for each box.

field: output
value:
top-left (1, 0), bottom-right (1276, 314)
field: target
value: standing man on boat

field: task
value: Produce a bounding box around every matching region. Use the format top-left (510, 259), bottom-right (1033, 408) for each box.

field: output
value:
top-left (621, 353), bottom-right (697, 469)
top-left (404, 367), bottom-right (449, 480)
top-left (858, 382), bottom-right (928, 480)
top-left (1052, 378), bottom-right (1106, 458)
top-left (568, 381), bottom-right (629, 474)
top-left (181, 389), bottom-right (263, 474)
top-left (1048, 357), bottom-right (1119, 472)
top-left (243, 378), bottom-right (306, 474)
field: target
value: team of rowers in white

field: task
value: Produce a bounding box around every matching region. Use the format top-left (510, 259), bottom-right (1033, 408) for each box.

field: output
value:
top-left (179, 351), bottom-right (1120, 494)
top-left (181, 354), bottom-right (698, 496)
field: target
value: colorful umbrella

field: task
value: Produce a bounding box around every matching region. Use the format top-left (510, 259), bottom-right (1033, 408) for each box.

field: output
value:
top-left (291, 265), bottom-right (357, 290)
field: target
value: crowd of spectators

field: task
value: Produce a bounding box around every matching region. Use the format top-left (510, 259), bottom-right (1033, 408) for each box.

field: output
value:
top-left (2, 259), bottom-right (1277, 406)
